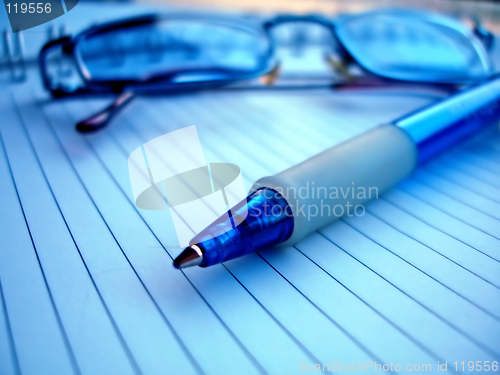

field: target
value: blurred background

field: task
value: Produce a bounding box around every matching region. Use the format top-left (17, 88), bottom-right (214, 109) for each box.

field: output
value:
top-left (75, 0), bottom-right (500, 32)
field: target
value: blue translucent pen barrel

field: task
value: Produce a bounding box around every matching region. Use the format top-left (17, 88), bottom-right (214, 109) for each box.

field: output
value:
top-left (395, 76), bottom-right (500, 164)
top-left (184, 76), bottom-right (500, 268)
top-left (189, 188), bottom-right (294, 267)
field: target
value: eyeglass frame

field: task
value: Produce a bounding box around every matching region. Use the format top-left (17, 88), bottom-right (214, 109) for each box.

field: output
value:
top-left (39, 9), bottom-right (496, 98)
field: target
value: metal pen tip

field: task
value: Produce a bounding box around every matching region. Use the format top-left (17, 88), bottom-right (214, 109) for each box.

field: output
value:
top-left (173, 244), bottom-right (204, 269)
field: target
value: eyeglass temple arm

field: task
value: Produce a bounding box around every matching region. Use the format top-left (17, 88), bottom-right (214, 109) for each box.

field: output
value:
top-left (74, 65), bottom-right (266, 132)
top-left (76, 91), bottom-right (135, 133)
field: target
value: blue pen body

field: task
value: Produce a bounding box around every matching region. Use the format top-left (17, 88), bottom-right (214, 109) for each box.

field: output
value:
top-left (176, 76), bottom-right (500, 268)
top-left (396, 77), bottom-right (500, 164)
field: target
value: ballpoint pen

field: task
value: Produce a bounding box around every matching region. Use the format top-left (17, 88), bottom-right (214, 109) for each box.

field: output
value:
top-left (173, 75), bottom-right (500, 269)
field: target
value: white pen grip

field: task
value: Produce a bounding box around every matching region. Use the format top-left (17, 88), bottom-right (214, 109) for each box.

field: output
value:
top-left (252, 125), bottom-right (418, 246)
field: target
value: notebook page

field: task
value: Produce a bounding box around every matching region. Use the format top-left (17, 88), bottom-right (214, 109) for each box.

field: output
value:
top-left (1, 17), bottom-right (500, 375)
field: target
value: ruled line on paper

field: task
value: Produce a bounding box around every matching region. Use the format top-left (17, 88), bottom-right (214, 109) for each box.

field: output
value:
top-left (2, 70), bottom-right (500, 374)
top-left (0, 95), bottom-right (78, 375)
top-left (62, 92), bottom-right (398, 370)
top-left (39, 88), bottom-right (310, 371)
top-left (144, 90), bottom-right (500, 362)
top-left (0, 257), bottom-right (20, 375)
top-left (338, 215), bottom-right (500, 352)
top-left (63, 91), bottom-right (376, 371)
top-left (30, 94), bottom-right (260, 373)
top-left (127, 92), bottom-right (498, 366)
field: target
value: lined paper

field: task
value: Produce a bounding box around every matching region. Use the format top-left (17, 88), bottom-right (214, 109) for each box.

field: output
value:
top-left (2, 59), bottom-right (500, 375)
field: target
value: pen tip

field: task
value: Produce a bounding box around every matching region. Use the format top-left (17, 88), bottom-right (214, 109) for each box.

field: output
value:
top-left (173, 245), bottom-right (204, 269)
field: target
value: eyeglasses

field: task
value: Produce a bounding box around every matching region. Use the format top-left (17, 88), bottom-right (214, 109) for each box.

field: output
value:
top-left (39, 9), bottom-right (495, 132)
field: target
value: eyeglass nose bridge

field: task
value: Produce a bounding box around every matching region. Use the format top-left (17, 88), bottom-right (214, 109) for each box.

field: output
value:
top-left (263, 14), bottom-right (356, 76)
top-left (264, 13), bottom-right (339, 48)
top-left (263, 14), bottom-right (335, 31)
